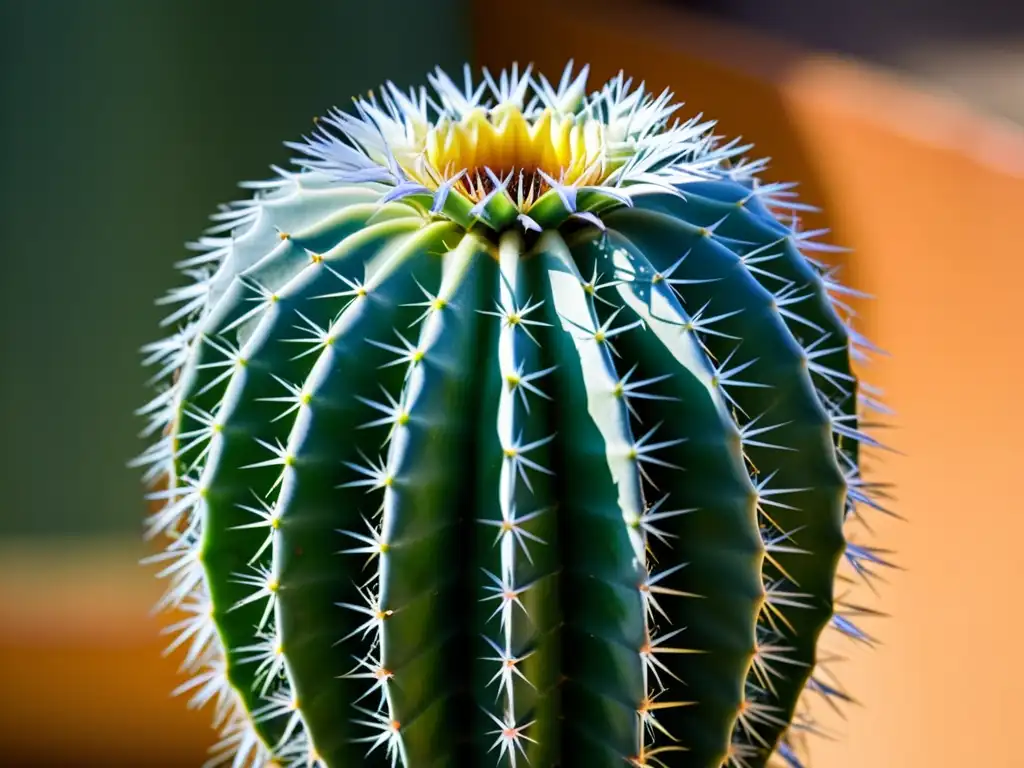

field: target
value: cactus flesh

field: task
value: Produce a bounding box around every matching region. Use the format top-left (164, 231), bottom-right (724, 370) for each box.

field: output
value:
top-left (136, 63), bottom-right (891, 768)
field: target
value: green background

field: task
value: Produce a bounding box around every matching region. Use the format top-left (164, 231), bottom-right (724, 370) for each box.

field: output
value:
top-left (0, 0), bottom-right (470, 537)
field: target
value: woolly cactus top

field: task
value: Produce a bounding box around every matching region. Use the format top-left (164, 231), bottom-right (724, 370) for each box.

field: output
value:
top-left (290, 62), bottom-right (753, 233)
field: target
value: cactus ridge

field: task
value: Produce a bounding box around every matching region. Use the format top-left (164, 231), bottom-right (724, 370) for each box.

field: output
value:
top-left (136, 63), bottom-right (893, 768)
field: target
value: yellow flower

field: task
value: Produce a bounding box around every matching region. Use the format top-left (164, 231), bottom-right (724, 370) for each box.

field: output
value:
top-left (290, 62), bottom-right (748, 232)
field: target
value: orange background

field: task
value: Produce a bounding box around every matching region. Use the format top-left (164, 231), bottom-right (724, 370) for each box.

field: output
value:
top-left (3, 1), bottom-right (1022, 765)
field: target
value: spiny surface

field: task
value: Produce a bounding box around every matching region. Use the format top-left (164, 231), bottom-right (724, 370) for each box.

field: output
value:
top-left (136, 63), bottom-right (892, 768)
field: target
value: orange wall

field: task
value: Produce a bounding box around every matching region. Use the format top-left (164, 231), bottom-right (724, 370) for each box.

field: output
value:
top-left (0, 541), bottom-right (212, 765)
top-left (474, 2), bottom-right (1024, 766)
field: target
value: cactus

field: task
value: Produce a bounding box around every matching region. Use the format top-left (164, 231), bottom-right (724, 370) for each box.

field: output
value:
top-left (136, 63), bottom-right (892, 768)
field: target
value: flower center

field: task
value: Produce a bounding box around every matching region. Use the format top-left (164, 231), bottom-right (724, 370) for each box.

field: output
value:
top-left (400, 104), bottom-right (613, 207)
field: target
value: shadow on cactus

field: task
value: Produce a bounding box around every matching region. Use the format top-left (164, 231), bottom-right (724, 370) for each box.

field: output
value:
top-left (135, 62), bottom-right (895, 768)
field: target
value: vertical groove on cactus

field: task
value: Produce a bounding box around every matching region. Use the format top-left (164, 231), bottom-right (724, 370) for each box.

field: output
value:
top-left (203, 218), bottom-right (448, 759)
top-left (537, 232), bottom-right (652, 765)
top-left (602, 206), bottom-right (848, 765)
top-left (137, 62), bottom-right (893, 768)
top-left (566, 233), bottom-right (766, 765)
top-left (273, 221), bottom-right (462, 764)
top-left (355, 232), bottom-right (491, 765)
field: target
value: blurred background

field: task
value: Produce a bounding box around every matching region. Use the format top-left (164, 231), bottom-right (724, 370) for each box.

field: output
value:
top-left (1, 0), bottom-right (1021, 765)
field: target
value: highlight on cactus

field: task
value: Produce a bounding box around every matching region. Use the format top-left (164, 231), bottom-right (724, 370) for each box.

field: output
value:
top-left (135, 61), bottom-right (894, 768)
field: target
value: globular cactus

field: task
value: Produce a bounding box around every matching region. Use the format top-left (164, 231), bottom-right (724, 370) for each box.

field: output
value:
top-left (136, 63), bottom-right (892, 768)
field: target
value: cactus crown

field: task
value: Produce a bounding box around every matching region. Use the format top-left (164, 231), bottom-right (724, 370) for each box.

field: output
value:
top-left (136, 62), bottom-right (891, 768)
top-left (291, 62), bottom-right (746, 233)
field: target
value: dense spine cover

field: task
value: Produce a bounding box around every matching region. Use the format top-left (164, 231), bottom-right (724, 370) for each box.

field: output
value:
top-left (136, 63), bottom-right (892, 768)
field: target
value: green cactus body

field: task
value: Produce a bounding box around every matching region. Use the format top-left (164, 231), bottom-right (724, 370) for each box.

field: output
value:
top-left (137, 63), bottom-right (890, 768)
